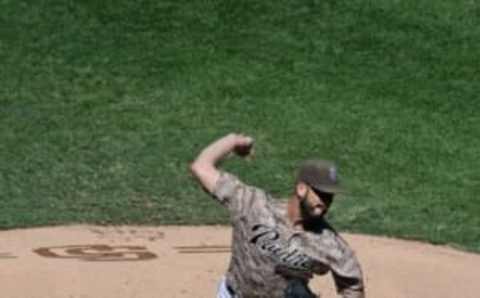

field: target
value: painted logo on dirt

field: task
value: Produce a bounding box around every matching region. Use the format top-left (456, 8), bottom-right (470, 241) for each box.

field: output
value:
top-left (0, 252), bottom-right (17, 259)
top-left (33, 244), bottom-right (157, 262)
top-left (175, 245), bottom-right (231, 254)
top-left (250, 224), bottom-right (314, 271)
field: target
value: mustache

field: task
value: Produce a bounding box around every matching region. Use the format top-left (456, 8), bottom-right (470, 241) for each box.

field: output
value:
top-left (300, 199), bottom-right (325, 212)
top-left (300, 197), bottom-right (328, 218)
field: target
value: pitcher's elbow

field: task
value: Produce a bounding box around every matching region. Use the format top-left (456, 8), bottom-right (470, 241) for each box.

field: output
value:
top-left (190, 161), bottom-right (205, 177)
top-left (190, 162), bottom-right (198, 175)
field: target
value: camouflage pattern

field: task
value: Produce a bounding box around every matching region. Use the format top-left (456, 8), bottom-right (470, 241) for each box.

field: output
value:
top-left (213, 172), bottom-right (365, 298)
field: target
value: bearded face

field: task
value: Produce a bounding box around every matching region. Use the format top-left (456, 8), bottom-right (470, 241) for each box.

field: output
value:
top-left (299, 185), bottom-right (334, 219)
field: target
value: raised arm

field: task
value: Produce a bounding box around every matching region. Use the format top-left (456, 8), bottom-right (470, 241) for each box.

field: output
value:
top-left (190, 133), bottom-right (254, 193)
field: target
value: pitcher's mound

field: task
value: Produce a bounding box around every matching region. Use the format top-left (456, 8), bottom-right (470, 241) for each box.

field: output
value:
top-left (1, 225), bottom-right (479, 298)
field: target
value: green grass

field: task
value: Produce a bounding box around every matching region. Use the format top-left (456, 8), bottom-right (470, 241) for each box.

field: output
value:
top-left (1, 0), bottom-right (479, 252)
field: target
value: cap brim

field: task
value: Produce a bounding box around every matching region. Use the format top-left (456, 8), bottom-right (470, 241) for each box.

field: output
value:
top-left (311, 184), bottom-right (347, 195)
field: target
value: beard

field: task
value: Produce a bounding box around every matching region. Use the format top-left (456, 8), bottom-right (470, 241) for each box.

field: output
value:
top-left (300, 198), bottom-right (325, 219)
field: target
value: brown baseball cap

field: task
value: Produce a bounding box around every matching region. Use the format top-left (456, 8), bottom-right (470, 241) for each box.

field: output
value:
top-left (296, 160), bottom-right (345, 194)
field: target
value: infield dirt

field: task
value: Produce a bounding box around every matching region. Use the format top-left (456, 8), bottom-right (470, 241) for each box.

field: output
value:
top-left (0, 225), bottom-right (479, 298)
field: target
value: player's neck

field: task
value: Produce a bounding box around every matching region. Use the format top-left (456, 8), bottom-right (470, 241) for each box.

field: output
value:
top-left (287, 196), bottom-right (304, 230)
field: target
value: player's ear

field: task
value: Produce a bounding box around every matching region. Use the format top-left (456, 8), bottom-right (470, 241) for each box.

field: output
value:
top-left (295, 182), bottom-right (308, 199)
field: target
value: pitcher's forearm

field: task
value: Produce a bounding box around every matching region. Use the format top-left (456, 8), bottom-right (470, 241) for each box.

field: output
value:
top-left (193, 134), bottom-right (238, 168)
top-left (190, 133), bottom-right (253, 193)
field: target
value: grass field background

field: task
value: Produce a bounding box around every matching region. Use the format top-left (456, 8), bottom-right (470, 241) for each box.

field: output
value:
top-left (1, 0), bottom-right (479, 252)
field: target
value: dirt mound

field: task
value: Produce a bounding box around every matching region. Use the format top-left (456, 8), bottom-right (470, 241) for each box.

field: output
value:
top-left (0, 225), bottom-right (478, 297)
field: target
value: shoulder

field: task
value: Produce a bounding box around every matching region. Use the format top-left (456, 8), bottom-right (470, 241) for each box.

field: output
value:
top-left (213, 171), bottom-right (278, 215)
top-left (211, 171), bottom-right (246, 199)
top-left (213, 171), bottom-right (269, 198)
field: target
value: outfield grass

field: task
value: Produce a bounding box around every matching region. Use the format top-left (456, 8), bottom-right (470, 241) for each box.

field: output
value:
top-left (1, 0), bottom-right (479, 252)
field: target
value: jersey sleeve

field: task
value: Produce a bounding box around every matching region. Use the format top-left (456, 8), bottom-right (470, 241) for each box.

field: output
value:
top-left (329, 248), bottom-right (365, 298)
top-left (307, 232), bottom-right (365, 298)
top-left (211, 171), bottom-right (270, 216)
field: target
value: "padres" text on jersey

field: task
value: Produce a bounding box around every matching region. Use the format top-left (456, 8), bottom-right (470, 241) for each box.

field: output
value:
top-left (250, 224), bottom-right (314, 272)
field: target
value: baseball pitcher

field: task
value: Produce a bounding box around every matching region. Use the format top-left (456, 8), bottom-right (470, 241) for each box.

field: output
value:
top-left (190, 133), bottom-right (365, 298)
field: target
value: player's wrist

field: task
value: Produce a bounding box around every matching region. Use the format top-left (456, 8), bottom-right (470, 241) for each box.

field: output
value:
top-left (221, 133), bottom-right (239, 151)
top-left (214, 133), bottom-right (254, 158)
top-left (223, 133), bottom-right (249, 146)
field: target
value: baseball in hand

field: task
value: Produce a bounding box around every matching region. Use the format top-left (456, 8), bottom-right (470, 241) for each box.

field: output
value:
top-left (234, 135), bottom-right (254, 157)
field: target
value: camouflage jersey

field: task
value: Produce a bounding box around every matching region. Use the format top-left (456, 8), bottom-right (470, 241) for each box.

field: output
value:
top-left (212, 172), bottom-right (365, 298)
